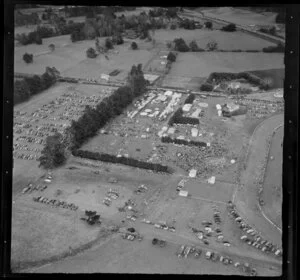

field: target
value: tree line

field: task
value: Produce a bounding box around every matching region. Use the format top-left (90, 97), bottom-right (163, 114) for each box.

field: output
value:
top-left (168, 107), bottom-right (200, 126)
top-left (39, 64), bottom-right (148, 169)
top-left (161, 136), bottom-right (207, 148)
top-left (72, 149), bottom-right (172, 173)
top-left (14, 67), bottom-right (60, 105)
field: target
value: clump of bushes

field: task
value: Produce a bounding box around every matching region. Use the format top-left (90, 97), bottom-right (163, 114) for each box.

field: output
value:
top-left (173, 38), bottom-right (189, 52)
top-left (72, 150), bottom-right (172, 173)
top-left (161, 136), bottom-right (207, 148)
top-left (184, 93), bottom-right (196, 104)
top-left (168, 107), bottom-right (199, 126)
top-left (221, 23), bottom-right (236, 32)
top-left (112, 34), bottom-right (124, 45)
top-left (206, 40), bottom-right (218, 51)
top-left (179, 18), bottom-right (196, 30)
top-left (131, 41), bottom-right (138, 50)
top-left (205, 21), bottom-right (213, 29)
top-left (259, 26), bottom-right (277, 36)
top-left (200, 83), bottom-right (214, 92)
top-left (86, 47), bottom-right (97, 58)
top-left (14, 67), bottom-right (59, 105)
top-left (167, 51), bottom-right (176, 62)
top-left (23, 53), bottom-right (33, 64)
top-left (48, 44), bottom-right (55, 52)
top-left (262, 42), bottom-right (285, 53)
top-left (189, 40), bottom-right (200, 52)
top-left (105, 38), bottom-right (114, 50)
top-left (170, 24), bottom-right (177, 30)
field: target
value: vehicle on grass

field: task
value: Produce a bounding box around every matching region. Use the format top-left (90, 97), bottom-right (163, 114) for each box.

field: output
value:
top-left (177, 245), bottom-right (185, 258)
top-left (22, 187), bottom-right (29, 193)
top-left (153, 238), bottom-right (167, 247)
top-left (202, 221), bottom-right (212, 226)
top-left (211, 252), bottom-right (219, 262)
top-left (127, 227), bottom-right (135, 233)
top-left (223, 241), bottom-right (231, 247)
top-left (194, 248), bottom-right (202, 258)
top-left (234, 262), bottom-right (240, 267)
top-left (183, 246), bottom-right (191, 258)
top-left (203, 239), bottom-right (209, 245)
top-left (168, 226), bottom-right (176, 232)
top-left (205, 251), bottom-right (212, 259)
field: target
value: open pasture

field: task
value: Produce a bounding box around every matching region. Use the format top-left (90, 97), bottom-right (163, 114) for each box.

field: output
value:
top-left (14, 34), bottom-right (154, 80)
top-left (154, 29), bottom-right (277, 50)
top-left (165, 52), bottom-right (284, 80)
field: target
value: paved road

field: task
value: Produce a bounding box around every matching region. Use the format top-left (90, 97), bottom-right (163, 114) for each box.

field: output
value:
top-left (234, 114), bottom-right (283, 246)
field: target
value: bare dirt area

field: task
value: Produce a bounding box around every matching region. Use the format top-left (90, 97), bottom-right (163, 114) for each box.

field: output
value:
top-left (261, 125), bottom-right (283, 228)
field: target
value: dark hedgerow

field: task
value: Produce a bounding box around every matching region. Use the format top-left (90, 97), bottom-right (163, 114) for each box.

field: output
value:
top-left (200, 83), bottom-right (214, 91)
top-left (184, 93), bottom-right (196, 104)
top-left (161, 136), bottom-right (207, 148)
top-left (72, 149), bottom-right (172, 173)
top-left (221, 23), bottom-right (236, 32)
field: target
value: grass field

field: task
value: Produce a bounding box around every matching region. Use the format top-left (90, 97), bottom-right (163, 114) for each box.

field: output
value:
top-left (14, 34), bottom-right (155, 80)
top-left (165, 52), bottom-right (284, 80)
top-left (154, 29), bottom-right (276, 50)
top-left (200, 7), bottom-right (278, 26)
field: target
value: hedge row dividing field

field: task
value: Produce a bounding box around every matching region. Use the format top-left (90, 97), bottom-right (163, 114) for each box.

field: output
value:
top-left (72, 149), bottom-right (172, 173)
top-left (161, 136), bottom-right (207, 148)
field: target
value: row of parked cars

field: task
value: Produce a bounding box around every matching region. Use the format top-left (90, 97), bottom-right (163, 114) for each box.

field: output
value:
top-left (191, 221), bottom-right (230, 247)
top-left (22, 183), bottom-right (47, 194)
top-left (227, 202), bottom-right (282, 257)
top-left (103, 189), bottom-right (120, 206)
top-left (33, 196), bottom-right (79, 211)
top-left (176, 244), bottom-right (257, 276)
top-left (141, 219), bottom-right (176, 233)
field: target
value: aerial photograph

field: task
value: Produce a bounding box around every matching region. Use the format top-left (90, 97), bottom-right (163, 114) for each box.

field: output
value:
top-left (12, 5), bottom-right (284, 275)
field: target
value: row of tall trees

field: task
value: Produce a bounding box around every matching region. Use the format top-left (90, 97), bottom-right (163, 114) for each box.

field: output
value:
top-left (39, 64), bottom-right (148, 169)
top-left (14, 67), bottom-right (60, 105)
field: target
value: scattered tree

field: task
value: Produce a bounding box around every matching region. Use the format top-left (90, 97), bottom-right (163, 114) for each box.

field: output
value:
top-left (167, 51), bottom-right (176, 62)
top-left (189, 40), bottom-right (200, 52)
top-left (206, 40), bottom-right (218, 51)
top-left (105, 38), bottom-right (114, 49)
top-left (86, 47), bottom-right (98, 58)
top-left (23, 53), bottom-right (33, 63)
top-left (221, 23), bottom-right (236, 32)
top-left (48, 43), bottom-right (55, 52)
top-left (173, 38), bottom-right (189, 52)
top-left (131, 41), bottom-right (138, 50)
top-left (39, 132), bottom-right (66, 169)
top-left (205, 21), bottom-right (213, 29)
